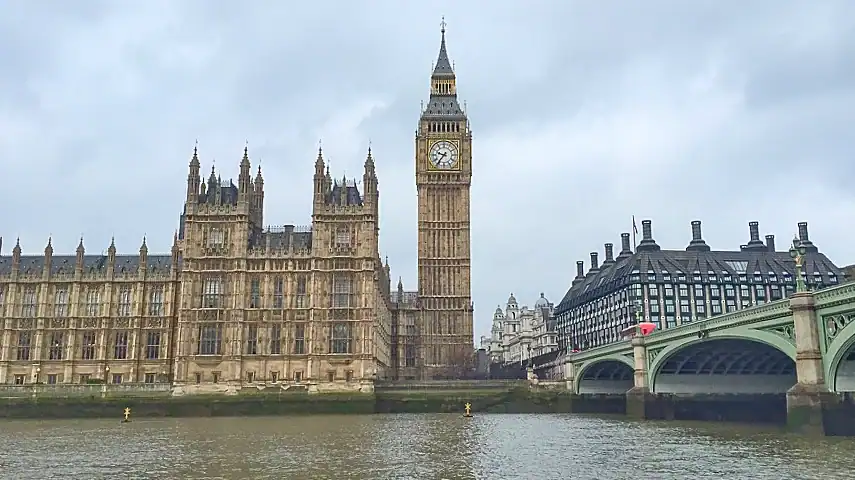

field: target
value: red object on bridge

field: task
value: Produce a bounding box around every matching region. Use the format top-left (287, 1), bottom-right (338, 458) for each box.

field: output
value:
top-left (620, 322), bottom-right (658, 338)
top-left (638, 322), bottom-right (657, 336)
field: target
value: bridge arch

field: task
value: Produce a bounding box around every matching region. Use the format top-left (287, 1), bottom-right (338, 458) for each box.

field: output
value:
top-left (649, 333), bottom-right (796, 394)
top-left (574, 355), bottom-right (634, 394)
top-left (825, 315), bottom-right (855, 392)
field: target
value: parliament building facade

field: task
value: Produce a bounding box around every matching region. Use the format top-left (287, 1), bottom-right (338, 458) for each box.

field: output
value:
top-left (0, 25), bottom-right (474, 391)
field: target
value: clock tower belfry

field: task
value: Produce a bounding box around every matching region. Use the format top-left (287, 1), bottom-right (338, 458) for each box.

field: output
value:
top-left (415, 20), bottom-right (474, 379)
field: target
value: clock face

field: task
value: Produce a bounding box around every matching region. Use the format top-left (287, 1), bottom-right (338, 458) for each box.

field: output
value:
top-left (429, 141), bottom-right (459, 170)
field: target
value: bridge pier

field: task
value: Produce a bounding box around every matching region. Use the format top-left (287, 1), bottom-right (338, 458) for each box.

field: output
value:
top-left (625, 335), bottom-right (667, 419)
top-left (787, 292), bottom-right (836, 435)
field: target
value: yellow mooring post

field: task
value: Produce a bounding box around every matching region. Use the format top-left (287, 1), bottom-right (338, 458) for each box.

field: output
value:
top-left (464, 402), bottom-right (472, 417)
top-left (123, 407), bottom-right (131, 423)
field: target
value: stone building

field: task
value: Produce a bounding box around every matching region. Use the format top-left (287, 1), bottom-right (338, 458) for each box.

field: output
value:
top-left (554, 220), bottom-right (846, 351)
top-left (0, 23), bottom-right (475, 389)
top-left (487, 293), bottom-right (558, 365)
top-left (0, 237), bottom-right (179, 386)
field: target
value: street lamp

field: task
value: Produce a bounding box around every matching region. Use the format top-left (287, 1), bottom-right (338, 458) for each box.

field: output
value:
top-left (789, 236), bottom-right (807, 293)
top-left (633, 301), bottom-right (643, 336)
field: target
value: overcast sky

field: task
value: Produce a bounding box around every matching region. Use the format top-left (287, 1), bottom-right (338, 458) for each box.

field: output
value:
top-left (1, 1), bottom-right (854, 340)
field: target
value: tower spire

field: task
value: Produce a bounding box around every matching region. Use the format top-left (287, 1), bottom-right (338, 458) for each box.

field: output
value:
top-left (423, 18), bottom-right (464, 119)
top-left (432, 17), bottom-right (454, 78)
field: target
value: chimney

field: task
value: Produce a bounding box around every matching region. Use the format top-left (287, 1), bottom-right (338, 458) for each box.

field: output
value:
top-left (744, 221), bottom-right (766, 251)
top-left (636, 220), bottom-right (661, 252)
top-left (686, 220), bottom-right (710, 252)
top-left (603, 243), bottom-right (615, 264)
top-left (617, 233), bottom-right (633, 258)
top-left (765, 235), bottom-right (776, 252)
top-left (749, 222), bottom-right (760, 242)
top-left (572, 260), bottom-right (585, 285)
top-left (797, 222), bottom-right (818, 252)
top-left (589, 252), bottom-right (599, 272)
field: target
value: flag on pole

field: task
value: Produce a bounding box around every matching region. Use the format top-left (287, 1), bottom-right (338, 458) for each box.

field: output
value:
top-left (632, 215), bottom-right (639, 248)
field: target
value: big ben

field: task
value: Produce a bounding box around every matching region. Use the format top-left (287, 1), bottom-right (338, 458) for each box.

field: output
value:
top-left (416, 20), bottom-right (474, 379)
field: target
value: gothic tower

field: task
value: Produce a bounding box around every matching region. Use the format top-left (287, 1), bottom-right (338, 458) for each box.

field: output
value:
top-left (415, 21), bottom-right (474, 378)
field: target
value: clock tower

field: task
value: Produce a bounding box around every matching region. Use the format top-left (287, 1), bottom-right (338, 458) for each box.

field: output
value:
top-left (415, 20), bottom-right (474, 379)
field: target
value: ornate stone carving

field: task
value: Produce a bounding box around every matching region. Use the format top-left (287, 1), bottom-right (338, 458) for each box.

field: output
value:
top-left (50, 318), bottom-right (68, 329)
top-left (145, 318), bottom-right (162, 329)
top-left (82, 319), bottom-right (98, 329)
top-left (113, 318), bottom-right (131, 329)
top-left (17, 319), bottom-right (34, 329)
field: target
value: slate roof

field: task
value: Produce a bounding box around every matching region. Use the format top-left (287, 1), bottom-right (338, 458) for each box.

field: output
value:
top-left (327, 180), bottom-right (363, 207)
top-left (555, 221), bottom-right (845, 316)
top-left (0, 254), bottom-right (173, 276)
top-left (251, 226), bottom-right (313, 251)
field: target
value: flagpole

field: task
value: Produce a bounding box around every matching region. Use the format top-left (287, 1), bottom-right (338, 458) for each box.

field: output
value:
top-left (632, 215), bottom-right (638, 249)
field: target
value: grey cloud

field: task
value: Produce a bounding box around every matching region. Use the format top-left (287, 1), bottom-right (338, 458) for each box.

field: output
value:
top-left (1, 0), bottom-right (854, 340)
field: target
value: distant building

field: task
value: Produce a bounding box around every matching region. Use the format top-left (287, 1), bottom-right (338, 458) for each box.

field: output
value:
top-left (487, 293), bottom-right (559, 364)
top-left (554, 220), bottom-right (845, 351)
top-left (844, 265), bottom-right (855, 283)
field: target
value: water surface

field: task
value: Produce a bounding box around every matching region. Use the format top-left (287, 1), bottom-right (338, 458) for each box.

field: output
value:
top-left (1, 414), bottom-right (854, 479)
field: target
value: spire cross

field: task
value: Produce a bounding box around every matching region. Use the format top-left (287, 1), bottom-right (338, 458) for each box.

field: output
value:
top-left (440, 16), bottom-right (446, 34)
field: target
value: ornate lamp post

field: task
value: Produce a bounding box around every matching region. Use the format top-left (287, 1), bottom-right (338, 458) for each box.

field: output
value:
top-left (789, 236), bottom-right (808, 293)
top-left (632, 301), bottom-right (643, 336)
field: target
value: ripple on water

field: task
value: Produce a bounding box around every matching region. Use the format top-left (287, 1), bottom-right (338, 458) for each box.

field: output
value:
top-left (1, 414), bottom-right (855, 480)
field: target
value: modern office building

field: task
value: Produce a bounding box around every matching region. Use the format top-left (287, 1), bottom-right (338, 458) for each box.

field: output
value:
top-left (554, 220), bottom-right (845, 351)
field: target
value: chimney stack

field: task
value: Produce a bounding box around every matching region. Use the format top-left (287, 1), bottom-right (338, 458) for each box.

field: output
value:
top-left (797, 222), bottom-right (818, 252)
top-left (617, 233), bottom-right (633, 258)
top-left (744, 221), bottom-right (766, 251)
top-left (603, 243), bottom-right (614, 264)
top-left (636, 220), bottom-right (661, 252)
top-left (572, 261), bottom-right (585, 285)
top-left (589, 252), bottom-right (599, 272)
top-left (765, 234), bottom-right (776, 252)
top-left (686, 220), bottom-right (710, 252)
top-left (749, 221), bottom-right (760, 242)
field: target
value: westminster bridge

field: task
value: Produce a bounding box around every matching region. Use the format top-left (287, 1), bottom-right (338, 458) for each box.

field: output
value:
top-left (563, 282), bottom-right (855, 434)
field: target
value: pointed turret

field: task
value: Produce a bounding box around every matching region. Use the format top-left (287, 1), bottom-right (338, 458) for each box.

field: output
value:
top-left (187, 141), bottom-right (201, 202)
top-left (12, 238), bottom-right (21, 269)
top-left (363, 145), bottom-right (377, 208)
top-left (255, 165), bottom-right (264, 190)
top-left (207, 164), bottom-right (217, 203)
top-left (313, 144), bottom-right (327, 207)
top-left (76, 237), bottom-right (85, 271)
top-left (107, 237), bottom-right (116, 275)
top-left (171, 230), bottom-right (180, 272)
top-left (43, 237), bottom-right (53, 277)
top-left (239, 143), bottom-right (252, 195)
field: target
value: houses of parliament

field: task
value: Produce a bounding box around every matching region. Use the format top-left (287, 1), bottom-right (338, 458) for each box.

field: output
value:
top-left (0, 25), bottom-right (474, 392)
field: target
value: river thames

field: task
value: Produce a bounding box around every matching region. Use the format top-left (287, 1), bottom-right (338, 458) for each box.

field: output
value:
top-left (2, 414), bottom-right (854, 480)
